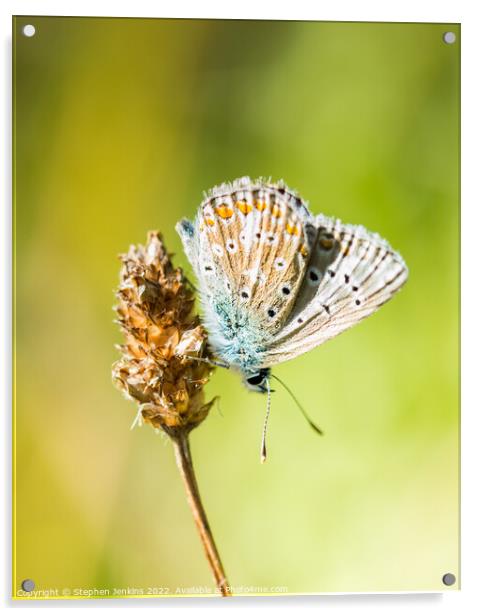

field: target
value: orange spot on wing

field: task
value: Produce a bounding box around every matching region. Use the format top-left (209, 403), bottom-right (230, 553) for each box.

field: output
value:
top-left (215, 203), bottom-right (233, 219)
top-left (215, 204), bottom-right (234, 219)
top-left (205, 217), bottom-right (215, 227)
top-left (299, 243), bottom-right (309, 257)
top-left (236, 200), bottom-right (253, 215)
top-left (254, 199), bottom-right (267, 211)
top-left (286, 221), bottom-right (300, 236)
top-left (271, 204), bottom-right (282, 218)
top-left (319, 237), bottom-right (334, 250)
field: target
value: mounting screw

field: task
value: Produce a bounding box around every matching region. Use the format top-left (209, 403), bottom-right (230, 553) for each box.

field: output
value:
top-left (22, 24), bottom-right (36, 37)
top-left (442, 573), bottom-right (456, 586)
top-left (443, 32), bottom-right (456, 44)
top-left (21, 579), bottom-right (35, 592)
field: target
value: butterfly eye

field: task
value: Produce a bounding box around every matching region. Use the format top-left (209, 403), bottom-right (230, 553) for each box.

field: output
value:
top-left (245, 369), bottom-right (269, 388)
top-left (246, 372), bottom-right (264, 386)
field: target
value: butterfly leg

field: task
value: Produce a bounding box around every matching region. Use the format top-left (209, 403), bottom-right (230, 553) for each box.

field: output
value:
top-left (177, 354), bottom-right (230, 370)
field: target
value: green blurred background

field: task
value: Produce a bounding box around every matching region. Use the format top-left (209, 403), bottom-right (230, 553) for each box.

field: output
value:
top-left (13, 17), bottom-right (459, 597)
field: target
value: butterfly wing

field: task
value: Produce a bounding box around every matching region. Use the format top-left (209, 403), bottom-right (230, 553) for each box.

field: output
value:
top-left (177, 177), bottom-right (317, 334)
top-left (177, 177), bottom-right (408, 372)
top-left (259, 214), bottom-right (408, 368)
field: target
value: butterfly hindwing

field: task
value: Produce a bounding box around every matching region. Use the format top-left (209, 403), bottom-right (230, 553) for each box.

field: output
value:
top-left (260, 214), bottom-right (408, 367)
top-left (178, 177), bottom-right (317, 331)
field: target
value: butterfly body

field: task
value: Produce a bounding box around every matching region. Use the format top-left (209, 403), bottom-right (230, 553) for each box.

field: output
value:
top-left (176, 177), bottom-right (408, 388)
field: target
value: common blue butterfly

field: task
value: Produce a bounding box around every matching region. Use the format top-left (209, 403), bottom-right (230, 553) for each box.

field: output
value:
top-left (176, 177), bottom-right (408, 457)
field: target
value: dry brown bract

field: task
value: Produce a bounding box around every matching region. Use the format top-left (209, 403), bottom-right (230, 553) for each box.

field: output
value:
top-left (112, 231), bottom-right (215, 437)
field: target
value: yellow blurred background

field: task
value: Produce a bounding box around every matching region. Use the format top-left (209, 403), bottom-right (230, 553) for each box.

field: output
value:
top-left (13, 17), bottom-right (459, 597)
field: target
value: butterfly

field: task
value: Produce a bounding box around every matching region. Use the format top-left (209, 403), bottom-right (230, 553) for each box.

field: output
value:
top-left (176, 177), bottom-right (408, 458)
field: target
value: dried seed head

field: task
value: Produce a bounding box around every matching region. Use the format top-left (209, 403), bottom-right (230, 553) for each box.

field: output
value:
top-left (112, 231), bottom-right (215, 437)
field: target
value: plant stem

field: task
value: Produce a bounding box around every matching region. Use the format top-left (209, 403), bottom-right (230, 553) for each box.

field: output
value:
top-left (171, 431), bottom-right (232, 597)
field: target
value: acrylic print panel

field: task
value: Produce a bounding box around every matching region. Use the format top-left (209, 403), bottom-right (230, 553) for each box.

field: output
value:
top-left (13, 16), bottom-right (460, 599)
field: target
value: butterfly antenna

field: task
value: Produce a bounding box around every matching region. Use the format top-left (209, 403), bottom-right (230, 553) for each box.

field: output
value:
top-left (260, 377), bottom-right (272, 463)
top-left (270, 374), bottom-right (323, 436)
